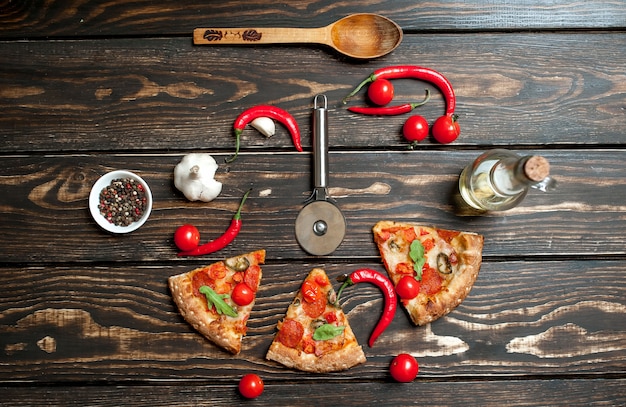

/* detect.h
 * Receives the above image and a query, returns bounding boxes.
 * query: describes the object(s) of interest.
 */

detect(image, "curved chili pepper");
[227,105,302,163]
[177,189,251,256]
[343,65,456,116]
[347,90,431,116]
[336,268,397,347]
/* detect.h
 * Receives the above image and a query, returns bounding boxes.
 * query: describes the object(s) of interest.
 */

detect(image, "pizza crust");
[169,273,242,353]
[373,221,484,326]
[168,250,265,355]
[266,268,366,373]
[266,332,366,373]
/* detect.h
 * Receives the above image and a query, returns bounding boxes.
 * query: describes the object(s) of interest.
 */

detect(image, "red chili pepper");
[178,189,251,256]
[347,90,431,116]
[336,268,397,347]
[343,65,456,116]
[227,105,302,163]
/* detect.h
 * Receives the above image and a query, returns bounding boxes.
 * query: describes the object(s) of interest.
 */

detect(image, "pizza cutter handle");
[313,94,329,192]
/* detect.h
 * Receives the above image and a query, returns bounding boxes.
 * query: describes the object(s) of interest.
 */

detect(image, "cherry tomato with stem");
[173,224,200,252]
[232,282,254,306]
[390,353,419,382]
[432,114,460,144]
[402,115,429,148]
[239,373,264,399]
[367,78,394,106]
[395,275,420,300]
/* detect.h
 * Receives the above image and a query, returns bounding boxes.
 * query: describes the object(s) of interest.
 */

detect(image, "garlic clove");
[250,117,275,138]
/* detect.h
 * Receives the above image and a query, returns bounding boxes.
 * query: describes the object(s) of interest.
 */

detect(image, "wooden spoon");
[193,13,403,59]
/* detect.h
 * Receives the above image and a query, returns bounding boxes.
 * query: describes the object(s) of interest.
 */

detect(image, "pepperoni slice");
[419,264,442,295]
[302,296,326,318]
[191,269,214,298]
[277,319,304,348]
[244,265,261,292]
[208,263,228,280]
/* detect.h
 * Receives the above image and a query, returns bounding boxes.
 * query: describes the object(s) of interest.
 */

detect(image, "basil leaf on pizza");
[199,285,238,317]
[409,240,425,280]
[168,250,265,355]
[373,221,483,326]
[313,323,345,341]
[266,268,366,373]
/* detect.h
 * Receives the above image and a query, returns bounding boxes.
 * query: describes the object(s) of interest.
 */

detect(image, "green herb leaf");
[313,324,345,341]
[199,285,238,317]
[409,240,426,280]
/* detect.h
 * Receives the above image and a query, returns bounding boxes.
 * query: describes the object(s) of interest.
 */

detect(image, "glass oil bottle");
[458,149,555,211]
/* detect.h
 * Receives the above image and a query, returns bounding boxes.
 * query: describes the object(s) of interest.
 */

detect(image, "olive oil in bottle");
[458,149,553,211]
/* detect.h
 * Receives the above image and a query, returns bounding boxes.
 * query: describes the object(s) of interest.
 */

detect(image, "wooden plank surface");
[1,0,625,38]
[1,33,625,152]
[1,260,624,381]
[0,0,624,406]
[0,150,625,263]
[2,380,625,407]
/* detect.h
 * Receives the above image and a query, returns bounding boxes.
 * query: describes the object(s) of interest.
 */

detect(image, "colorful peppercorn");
[98,178,147,226]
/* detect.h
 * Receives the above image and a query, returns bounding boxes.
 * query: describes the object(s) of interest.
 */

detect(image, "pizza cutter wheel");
[295,95,346,256]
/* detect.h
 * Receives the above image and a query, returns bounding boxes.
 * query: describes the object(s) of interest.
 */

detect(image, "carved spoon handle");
[193,27,328,46]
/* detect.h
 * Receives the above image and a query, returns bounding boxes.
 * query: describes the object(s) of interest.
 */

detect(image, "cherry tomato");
[402,115,429,146]
[389,353,419,382]
[173,224,200,251]
[432,114,460,144]
[232,282,254,306]
[396,275,420,300]
[367,78,394,106]
[301,280,321,303]
[238,373,264,399]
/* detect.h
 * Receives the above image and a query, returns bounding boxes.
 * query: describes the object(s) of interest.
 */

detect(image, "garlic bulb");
[173,153,222,202]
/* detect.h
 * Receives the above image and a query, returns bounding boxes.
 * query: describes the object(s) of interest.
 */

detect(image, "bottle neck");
[492,156,548,196]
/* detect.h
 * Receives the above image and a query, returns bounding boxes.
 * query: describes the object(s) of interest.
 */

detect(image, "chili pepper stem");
[234,188,252,219]
[409,89,430,109]
[342,74,376,104]
[334,276,353,305]
[226,131,243,163]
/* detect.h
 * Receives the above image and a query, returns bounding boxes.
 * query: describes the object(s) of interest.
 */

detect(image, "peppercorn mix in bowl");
[89,170,153,233]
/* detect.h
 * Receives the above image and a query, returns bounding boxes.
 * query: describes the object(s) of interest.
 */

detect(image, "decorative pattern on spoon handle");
[202,29,262,42]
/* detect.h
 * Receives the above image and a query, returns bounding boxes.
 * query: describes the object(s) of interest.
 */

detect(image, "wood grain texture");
[1,380,625,406]
[1,33,625,151]
[0,0,625,38]
[0,150,625,263]
[0,1,624,405]
[1,260,624,382]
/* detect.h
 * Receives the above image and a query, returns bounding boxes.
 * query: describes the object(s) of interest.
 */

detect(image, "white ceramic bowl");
[89,170,153,233]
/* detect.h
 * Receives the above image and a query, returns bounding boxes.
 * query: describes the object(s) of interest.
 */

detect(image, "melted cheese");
[381,226,457,286]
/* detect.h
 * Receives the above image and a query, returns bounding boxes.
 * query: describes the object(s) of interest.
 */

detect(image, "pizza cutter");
[295,94,346,256]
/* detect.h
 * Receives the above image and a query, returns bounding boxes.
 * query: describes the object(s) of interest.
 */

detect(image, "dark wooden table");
[1,1,625,406]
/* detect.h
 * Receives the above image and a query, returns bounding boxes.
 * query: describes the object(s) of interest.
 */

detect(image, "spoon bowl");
[193,13,403,59]
[328,14,403,59]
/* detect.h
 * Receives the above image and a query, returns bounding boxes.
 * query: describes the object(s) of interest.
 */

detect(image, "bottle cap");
[524,156,550,181]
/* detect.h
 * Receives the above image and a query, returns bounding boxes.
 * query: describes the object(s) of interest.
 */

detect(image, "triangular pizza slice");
[373,221,483,326]
[168,249,265,354]
[266,268,366,372]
